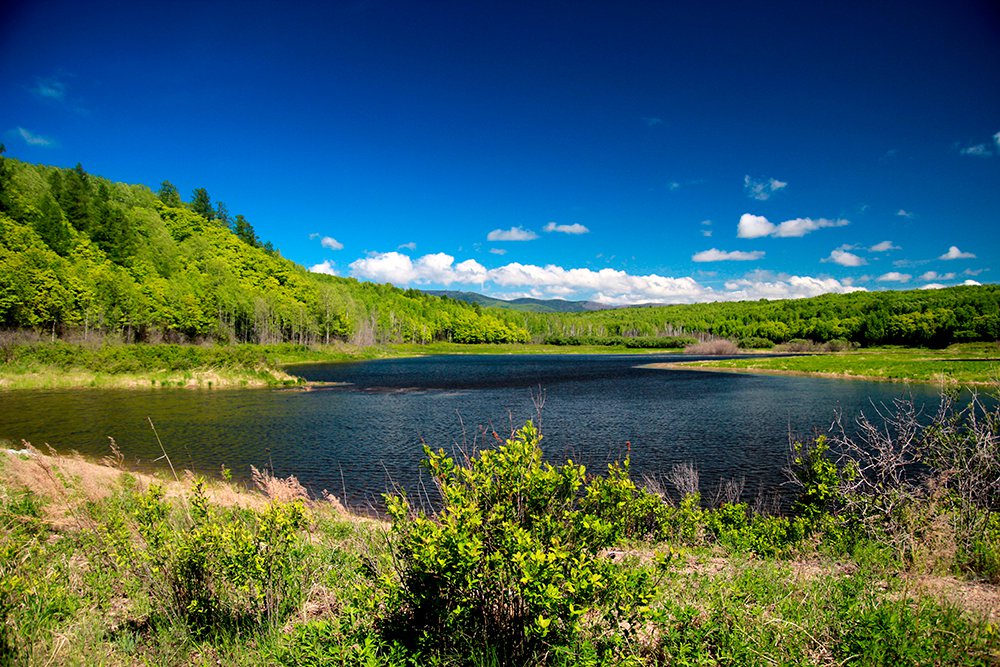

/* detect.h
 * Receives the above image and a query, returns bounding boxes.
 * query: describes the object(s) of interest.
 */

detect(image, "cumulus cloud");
[349,252,487,286]
[309,260,338,276]
[869,240,900,252]
[963,279,982,286]
[940,246,976,260]
[348,251,863,304]
[487,226,538,241]
[15,127,56,147]
[737,213,849,239]
[877,272,912,283]
[543,221,589,235]
[920,283,946,290]
[720,276,864,302]
[743,175,788,201]
[825,249,867,267]
[320,236,343,250]
[691,248,764,262]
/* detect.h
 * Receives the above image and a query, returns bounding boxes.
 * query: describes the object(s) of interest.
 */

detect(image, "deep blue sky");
[2,1,998,304]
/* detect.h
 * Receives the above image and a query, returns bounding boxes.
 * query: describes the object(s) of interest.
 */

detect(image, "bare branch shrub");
[711,475,745,507]
[826,392,1000,571]
[665,462,700,498]
[683,339,740,355]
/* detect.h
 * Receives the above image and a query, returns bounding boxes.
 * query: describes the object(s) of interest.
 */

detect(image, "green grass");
[684,343,1000,386]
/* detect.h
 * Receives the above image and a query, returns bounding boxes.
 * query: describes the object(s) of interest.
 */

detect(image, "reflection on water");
[0,354,944,511]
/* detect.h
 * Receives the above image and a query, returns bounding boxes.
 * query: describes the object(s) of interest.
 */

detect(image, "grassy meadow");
[661,342,1000,386]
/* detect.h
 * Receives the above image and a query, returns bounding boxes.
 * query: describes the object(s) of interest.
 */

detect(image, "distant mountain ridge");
[425,290,610,313]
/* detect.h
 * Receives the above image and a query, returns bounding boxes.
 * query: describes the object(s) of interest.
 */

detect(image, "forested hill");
[0,152,529,344]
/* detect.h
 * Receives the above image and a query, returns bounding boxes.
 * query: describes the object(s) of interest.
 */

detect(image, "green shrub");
[94,480,309,636]
[382,422,657,664]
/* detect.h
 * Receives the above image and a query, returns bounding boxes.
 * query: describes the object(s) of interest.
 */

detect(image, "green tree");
[34,194,73,256]
[189,188,214,221]
[0,143,9,213]
[157,180,182,207]
[60,164,93,233]
[233,214,257,246]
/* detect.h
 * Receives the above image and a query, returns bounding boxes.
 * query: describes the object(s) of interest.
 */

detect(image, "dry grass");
[1,444,274,527]
[683,339,741,355]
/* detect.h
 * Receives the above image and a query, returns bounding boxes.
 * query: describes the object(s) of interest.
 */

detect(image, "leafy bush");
[737,336,775,349]
[382,422,657,664]
[94,480,309,635]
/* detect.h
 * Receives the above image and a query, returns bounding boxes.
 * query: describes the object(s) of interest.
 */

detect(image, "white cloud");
[964,268,985,276]
[877,272,911,283]
[543,221,589,235]
[692,248,764,262]
[308,260,338,276]
[701,230,713,237]
[720,276,864,301]
[869,240,900,252]
[15,126,56,147]
[960,143,992,157]
[320,236,343,251]
[963,279,982,286]
[940,246,976,260]
[895,209,914,219]
[920,283,946,290]
[743,175,787,201]
[825,249,867,267]
[919,271,955,281]
[308,233,320,240]
[489,248,507,255]
[668,181,682,191]
[487,226,538,241]
[349,251,863,304]
[349,252,487,286]
[397,241,417,251]
[737,213,849,239]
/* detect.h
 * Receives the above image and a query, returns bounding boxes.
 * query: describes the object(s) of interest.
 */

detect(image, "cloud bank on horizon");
[319,249,865,305]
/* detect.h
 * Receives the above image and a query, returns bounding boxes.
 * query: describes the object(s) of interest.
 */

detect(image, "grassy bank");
[0,340,685,390]
[653,342,1000,386]
[3,397,999,665]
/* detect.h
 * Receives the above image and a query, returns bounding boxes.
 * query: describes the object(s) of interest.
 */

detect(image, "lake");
[0,354,945,511]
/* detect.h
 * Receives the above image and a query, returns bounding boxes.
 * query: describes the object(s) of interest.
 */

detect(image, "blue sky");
[2,0,998,304]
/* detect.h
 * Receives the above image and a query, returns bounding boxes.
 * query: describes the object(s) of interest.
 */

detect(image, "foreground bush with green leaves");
[2,400,999,665]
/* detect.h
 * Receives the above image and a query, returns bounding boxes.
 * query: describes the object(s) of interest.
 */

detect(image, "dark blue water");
[0,354,944,511]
